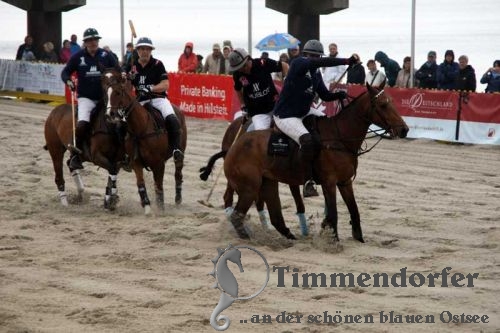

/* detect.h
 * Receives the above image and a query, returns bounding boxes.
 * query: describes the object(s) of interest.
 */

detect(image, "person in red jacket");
[177,42,198,73]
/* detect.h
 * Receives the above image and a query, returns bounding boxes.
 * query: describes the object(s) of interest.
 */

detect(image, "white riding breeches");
[273,115,309,145]
[77,97,98,122]
[140,97,175,119]
[247,112,273,132]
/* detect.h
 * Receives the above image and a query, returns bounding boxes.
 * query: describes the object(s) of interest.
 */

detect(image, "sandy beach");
[0,98,499,333]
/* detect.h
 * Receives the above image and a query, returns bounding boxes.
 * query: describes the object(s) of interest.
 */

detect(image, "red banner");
[461,92,500,123]
[168,73,235,121]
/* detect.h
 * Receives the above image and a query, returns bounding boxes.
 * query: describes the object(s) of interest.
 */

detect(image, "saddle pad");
[267,132,290,156]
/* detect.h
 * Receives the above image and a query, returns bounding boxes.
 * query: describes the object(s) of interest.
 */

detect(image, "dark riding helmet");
[228,48,250,72]
[82,28,101,41]
[302,39,324,56]
[135,37,155,50]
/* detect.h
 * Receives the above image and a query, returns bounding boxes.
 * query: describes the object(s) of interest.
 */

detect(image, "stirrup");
[303,180,319,198]
[173,149,184,162]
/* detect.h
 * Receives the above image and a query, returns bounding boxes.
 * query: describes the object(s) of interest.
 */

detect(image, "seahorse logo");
[209,244,269,331]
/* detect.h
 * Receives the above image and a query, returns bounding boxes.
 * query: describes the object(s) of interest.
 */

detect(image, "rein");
[321,89,390,156]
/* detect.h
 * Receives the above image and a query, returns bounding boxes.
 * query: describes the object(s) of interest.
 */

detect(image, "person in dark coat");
[437,50,460,90]
[346,53,366,84]
[416,51,438,89]
[480,60,500,93]
[374,51,400,87]
[455,55,476,92]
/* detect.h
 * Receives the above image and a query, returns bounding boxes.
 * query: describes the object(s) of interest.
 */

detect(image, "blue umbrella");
[255,32,300,51]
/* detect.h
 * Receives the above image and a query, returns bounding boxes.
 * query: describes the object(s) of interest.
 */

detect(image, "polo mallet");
[128,20,137,44]
[198,120,246,208]
[68,85,81,154]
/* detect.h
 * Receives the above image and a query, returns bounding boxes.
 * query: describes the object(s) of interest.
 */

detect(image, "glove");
[138,85,153,95]
[333,91,347,100]
[348,54,359,66]
[240,105,249,122]
[66,80,75,91]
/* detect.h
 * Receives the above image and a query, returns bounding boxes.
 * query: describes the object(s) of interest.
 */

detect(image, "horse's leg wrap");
[229,211,250,239]
[165,114,183,163]
[104,174,119,210]
[138,185,151,208]
[296,212,309,236]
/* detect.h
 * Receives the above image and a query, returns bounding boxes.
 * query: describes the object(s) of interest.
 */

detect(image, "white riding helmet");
[135,37,155,50]
[228,48,250,72]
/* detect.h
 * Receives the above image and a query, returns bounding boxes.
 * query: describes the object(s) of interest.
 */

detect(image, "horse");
[44,77,128,209]
[199,116,309,236]
[224,82,409,243]
[102,70,187,214]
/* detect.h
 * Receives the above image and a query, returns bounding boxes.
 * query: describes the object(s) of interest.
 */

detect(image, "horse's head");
[101,70,132,123]
[365,81,409,138]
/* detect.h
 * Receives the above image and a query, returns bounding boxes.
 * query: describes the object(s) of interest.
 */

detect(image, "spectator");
[273,53,290,81]
[123,42,134,67]
[416,51,438,89]
[260,51,269,60]
[395,56,417,88]
[69,34,81,55]
[59,39,72,63]
[455,55,476,92]
[16,35,37,61]
[222,40,233,52]
[287,45,300,63]
[103,45,119,64]
[480,60,500,93]
[346,53,365,84]
[374,51,400,87]
[366,59,387,87]
[195,54,204,73]
[203,43,225,75]
[222,45,231,75]
[39,41,59,63]
[322,43,347,87]
[437,50,459,90]
[177,42,198,73]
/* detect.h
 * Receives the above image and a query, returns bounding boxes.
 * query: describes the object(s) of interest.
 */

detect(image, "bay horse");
[224,82,409,243]
[102,70,187,214]
[44,80,127,209]
[199,116,309,236]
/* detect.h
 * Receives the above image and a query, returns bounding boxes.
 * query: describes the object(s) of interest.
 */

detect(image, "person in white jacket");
[366,59,387,87]
[322,43,347,90]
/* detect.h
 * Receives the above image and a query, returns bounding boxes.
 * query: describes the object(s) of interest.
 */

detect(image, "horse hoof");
[286,232,297,240]
[144,205,151,215]
[175,195,182,205]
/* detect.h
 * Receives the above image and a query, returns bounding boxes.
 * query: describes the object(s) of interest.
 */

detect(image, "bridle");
[104,81,135,122]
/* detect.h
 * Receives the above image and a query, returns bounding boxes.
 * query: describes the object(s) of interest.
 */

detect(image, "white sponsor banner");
[458,121,500,145]
[402,116,457,142]
[0,59,65,96]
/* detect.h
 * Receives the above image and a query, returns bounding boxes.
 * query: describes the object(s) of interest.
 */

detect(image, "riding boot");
[299,133,319,198]
[164,114,184,163]
[68,121,89,170]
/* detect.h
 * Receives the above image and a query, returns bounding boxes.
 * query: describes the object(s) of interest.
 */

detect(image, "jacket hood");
[374,51,388,65]
[445,50,454,61]
[185,42,194,50]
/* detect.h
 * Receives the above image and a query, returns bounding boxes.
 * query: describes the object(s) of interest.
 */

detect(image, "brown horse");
[199,116,309,235]
[224,82,409,242]
[44,82,127,209]
[102,70,187,214]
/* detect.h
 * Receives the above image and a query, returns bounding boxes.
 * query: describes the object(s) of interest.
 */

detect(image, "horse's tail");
[199,150,227,181]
